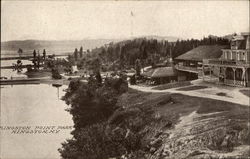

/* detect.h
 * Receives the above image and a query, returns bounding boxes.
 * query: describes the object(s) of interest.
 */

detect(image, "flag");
[131,11,134,16]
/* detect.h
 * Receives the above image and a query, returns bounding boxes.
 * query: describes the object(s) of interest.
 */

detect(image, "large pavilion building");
[174,32,250,87]
[175,45,228,81]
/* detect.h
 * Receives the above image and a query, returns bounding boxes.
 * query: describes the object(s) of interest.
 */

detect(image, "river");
[0,83,74,159]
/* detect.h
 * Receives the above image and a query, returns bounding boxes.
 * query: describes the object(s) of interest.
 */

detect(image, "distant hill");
[1,39,123,55]
[139,35,180,42]
[1,36,181,55]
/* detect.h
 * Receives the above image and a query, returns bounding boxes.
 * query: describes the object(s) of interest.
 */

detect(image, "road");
[129,80,250,106]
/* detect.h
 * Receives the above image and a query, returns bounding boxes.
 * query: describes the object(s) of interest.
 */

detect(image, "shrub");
[59,123,126,159]
[51,68,62,79]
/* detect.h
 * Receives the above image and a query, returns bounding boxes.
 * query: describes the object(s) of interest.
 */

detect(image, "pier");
[0,54,69,61]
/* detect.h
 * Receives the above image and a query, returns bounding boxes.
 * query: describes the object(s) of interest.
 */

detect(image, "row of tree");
[87,36,229,70]
[73,46,86,61]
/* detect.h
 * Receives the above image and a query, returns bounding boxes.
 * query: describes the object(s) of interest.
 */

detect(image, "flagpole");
[130,11,134,38]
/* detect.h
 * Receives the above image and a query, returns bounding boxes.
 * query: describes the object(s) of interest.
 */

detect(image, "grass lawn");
[122,88,249,120]
[176,85,208,91]
[114,89,250,158]
[153,81,192,90]
[240,89,250,97]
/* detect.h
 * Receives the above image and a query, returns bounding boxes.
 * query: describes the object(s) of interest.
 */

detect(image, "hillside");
[59,82,250,159]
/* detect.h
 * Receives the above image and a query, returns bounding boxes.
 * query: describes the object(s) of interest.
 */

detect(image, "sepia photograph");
[0,0,249,159]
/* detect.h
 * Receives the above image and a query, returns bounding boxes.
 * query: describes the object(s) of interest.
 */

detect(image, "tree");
[129,75,136,85]
[52,68,62,79]
[33,50,37,58]
[74,48,78,61]
[17,48,23,57]
[14,60,23,72]
[88,58,101,74]
[43,49,46,60]
[95,72,102,84]
[62,77,128,130]
[37,53,41,69]
[135,59,141,76]
[79,46,83,58]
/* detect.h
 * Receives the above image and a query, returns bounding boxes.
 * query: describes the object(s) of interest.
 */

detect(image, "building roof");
[175,45,228,61]
[151,67,176,78]
[141,68,155,77]
[232,35,245,41]
[241,32,250,36]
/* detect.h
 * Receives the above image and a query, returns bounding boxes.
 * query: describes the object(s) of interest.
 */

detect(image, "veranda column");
[246,68,249,87]
[242,67,246,86]
[232,68,236,85]
[202,65,205,81]
[210,66,212,77]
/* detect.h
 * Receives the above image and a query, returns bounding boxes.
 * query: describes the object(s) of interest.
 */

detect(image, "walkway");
[129,80,250,106]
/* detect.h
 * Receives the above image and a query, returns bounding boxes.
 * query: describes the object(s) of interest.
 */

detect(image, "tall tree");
[33,50,37,58]
[135,59,141,76]
[17,48,23,57]
[37,53,41,69]
[74,48,78,61]
[43,49,46,60]
[79,46,83,58]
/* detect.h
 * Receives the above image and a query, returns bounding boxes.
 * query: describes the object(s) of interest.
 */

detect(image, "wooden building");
[141,66,177,85]
[175,45,228,81]
[203,32,250,87]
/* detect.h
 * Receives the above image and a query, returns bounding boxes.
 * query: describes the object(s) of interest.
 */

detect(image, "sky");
[1,0,249,41]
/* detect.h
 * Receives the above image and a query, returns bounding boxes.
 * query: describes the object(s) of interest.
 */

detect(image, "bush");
[153,81,191,90]
[59,123,126,159]
[61,77,128,130]
[130,75,136,85]
[52,68,62,79]
[60,77,163,159]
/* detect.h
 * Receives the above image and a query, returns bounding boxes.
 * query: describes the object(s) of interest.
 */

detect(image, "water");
[1,59,33,67]
[1,60,31,79]
[0,84,74,159]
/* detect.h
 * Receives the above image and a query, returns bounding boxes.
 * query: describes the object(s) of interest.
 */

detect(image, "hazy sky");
[1,1,249,41]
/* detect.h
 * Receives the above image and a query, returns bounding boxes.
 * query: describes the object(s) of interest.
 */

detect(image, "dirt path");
[152,110,249,159]
[129,83,250,106]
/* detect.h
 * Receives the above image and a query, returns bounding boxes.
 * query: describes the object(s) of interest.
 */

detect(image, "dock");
[0,54,70,61]
[0,78,41,85]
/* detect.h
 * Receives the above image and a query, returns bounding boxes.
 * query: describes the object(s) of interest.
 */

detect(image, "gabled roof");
[232,35,245,41]
[151,67,176,78]
[141,69,155,77]
[141,66,176,78]
[175,45,228,61]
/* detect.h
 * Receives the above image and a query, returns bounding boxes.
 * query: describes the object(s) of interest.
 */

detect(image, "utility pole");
[130,11,134,37]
